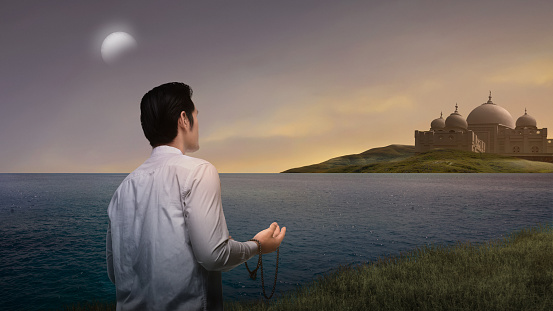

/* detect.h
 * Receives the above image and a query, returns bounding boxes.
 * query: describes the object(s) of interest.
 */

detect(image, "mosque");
[414,92,553,161]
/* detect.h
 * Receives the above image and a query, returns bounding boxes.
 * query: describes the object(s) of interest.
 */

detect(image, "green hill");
[282,145,415,173]
[282,145,553,173]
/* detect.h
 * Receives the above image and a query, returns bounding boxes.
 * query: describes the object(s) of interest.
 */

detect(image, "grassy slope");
[283,145,553,173]
[282,145,416,173]
[225,224,553,311]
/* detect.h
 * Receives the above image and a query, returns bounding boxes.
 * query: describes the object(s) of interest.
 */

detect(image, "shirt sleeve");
[183,163,258,272]
[106,220,115,284]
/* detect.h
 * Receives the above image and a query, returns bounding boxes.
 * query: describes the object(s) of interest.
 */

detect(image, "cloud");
[486,59,553,86]
[194,97,419,173]
[203,85,418,142]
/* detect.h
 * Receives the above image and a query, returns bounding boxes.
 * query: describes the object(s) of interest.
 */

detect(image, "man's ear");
[179,111,188,129]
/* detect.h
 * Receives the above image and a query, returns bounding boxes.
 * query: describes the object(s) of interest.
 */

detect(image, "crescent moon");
[101,32,137,64]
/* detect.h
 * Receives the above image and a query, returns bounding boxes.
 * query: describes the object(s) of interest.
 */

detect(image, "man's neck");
[165,140,185,154]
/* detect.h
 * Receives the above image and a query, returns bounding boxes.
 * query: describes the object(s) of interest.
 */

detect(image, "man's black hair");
[140,82,195,147]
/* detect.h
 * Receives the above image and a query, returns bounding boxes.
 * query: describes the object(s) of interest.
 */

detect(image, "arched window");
[531,146,539,153]
[513,146,520,153]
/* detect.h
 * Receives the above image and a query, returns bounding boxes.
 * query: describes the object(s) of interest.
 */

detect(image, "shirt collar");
[151,145,183,157]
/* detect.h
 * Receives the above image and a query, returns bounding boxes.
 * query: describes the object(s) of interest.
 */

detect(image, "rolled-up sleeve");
[183,163,257,272]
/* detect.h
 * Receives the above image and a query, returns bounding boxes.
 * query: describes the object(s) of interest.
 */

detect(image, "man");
[106,82,286,310]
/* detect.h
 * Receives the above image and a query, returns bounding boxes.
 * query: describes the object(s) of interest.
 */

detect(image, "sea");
[0,173,551,310]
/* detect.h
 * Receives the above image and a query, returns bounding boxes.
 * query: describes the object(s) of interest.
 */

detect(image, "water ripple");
[0,173,551,310]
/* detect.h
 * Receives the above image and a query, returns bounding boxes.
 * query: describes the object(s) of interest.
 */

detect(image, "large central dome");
[466,93,515,129]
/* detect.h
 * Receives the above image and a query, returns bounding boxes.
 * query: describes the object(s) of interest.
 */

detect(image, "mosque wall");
[414,130,485,153]
[498,127,550,155]
[547,139,553,153]
[467,124,495,153]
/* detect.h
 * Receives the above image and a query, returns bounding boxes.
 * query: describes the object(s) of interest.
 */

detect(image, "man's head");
[140,82,197,150]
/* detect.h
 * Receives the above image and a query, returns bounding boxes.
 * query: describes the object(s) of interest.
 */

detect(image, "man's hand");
[252,222,286,254]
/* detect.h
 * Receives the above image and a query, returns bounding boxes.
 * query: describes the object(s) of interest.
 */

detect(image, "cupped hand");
[252,222,287,254]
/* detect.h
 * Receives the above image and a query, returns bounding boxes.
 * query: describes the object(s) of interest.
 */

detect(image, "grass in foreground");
[65,224,553,310]
[225,224,553,310]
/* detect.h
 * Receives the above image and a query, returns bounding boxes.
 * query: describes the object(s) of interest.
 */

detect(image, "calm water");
[0,173,551,310]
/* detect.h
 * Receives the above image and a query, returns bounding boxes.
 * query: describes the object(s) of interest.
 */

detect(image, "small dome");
[466,92,515,128]
[430,112,446,130]
[516,109,537,129]
[445,104,468,129]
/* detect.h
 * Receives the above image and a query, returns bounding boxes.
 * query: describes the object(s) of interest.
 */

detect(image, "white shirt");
[106,146,257,311]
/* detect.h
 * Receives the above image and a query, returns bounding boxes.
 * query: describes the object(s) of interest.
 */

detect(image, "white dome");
[466,94,515,128]
[516,110,537,129]
[430,113,445,130]
[445,111,468,129]
[444,104,467,129]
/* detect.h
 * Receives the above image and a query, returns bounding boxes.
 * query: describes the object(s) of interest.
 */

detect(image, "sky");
[1,0,553,173]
